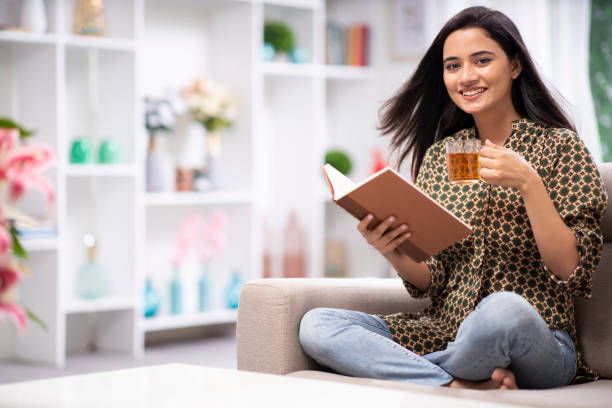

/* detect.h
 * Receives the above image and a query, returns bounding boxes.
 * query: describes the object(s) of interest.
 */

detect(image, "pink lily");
[0,262,20,293]
[5,143,55,202]
[0,301,26,333]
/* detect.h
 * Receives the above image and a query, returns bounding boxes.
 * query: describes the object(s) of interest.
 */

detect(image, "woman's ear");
[511,56,522,79]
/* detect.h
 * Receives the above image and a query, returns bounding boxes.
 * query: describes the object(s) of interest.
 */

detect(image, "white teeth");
[463,88,485,96]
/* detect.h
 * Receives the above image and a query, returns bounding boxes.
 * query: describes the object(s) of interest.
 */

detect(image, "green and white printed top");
[379,118,608,384]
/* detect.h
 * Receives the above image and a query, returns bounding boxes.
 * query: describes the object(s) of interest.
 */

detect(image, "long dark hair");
[378,6,575,179]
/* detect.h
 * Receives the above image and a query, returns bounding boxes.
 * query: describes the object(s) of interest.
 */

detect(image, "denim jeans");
[299,292,577,388]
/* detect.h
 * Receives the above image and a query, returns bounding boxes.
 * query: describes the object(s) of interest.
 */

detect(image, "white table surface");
[0,364,521,408]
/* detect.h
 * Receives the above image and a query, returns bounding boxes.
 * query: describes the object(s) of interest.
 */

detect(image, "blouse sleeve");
[544,129,608,299]
[399,144,449,300]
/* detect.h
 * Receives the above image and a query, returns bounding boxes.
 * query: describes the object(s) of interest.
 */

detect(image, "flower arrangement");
[144,97,176,136]
[0,118,56,333]
[180,78,236,133]
[172,210,229,268]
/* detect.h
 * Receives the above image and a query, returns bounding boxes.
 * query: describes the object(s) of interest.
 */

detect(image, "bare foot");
[448,368,518,390]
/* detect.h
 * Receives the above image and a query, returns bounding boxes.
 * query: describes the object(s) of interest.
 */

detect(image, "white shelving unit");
[0,0,385,367]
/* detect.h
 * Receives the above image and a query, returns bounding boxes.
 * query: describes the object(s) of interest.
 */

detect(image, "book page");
[323,164,356,199]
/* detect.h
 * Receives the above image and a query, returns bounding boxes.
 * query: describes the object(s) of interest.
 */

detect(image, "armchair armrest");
[236,278,430,375]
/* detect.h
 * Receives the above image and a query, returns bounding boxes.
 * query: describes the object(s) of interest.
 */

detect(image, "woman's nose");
[460,64,478,84]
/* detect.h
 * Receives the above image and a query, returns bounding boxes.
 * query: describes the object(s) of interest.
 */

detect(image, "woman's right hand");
[357,214,412,257]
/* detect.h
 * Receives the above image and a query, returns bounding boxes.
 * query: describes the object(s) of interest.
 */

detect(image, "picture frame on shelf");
[390,0,426,59]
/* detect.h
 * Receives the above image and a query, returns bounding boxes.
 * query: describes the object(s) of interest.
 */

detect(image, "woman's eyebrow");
[442,50,496,64]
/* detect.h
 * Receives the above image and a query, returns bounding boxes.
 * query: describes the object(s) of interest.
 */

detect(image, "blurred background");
[0,0,609,382]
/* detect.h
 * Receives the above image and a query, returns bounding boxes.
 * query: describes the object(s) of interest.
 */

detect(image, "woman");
[299,6,607,390]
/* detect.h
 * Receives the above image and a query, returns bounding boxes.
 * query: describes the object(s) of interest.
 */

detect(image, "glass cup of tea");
[445,139,481,184]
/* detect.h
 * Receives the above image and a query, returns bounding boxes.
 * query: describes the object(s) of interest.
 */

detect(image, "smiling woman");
[298,5,607,392]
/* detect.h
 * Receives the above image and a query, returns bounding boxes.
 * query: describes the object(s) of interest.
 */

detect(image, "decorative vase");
[206,131,223,190]
[70,138,93,164]
[74,0,106,36]
[20,0,47,33]
[224,269,243,309]
[146,135,164,192]
[198,264,212,312]
[169,269,183,315]
[74,234,110,300]
[144,277,161,318]
[176,168,194,191]
[98,138,121,163]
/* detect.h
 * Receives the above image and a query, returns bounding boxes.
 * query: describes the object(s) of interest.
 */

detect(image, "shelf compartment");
[144,190,253,206]
[65,47,136,165]
[141,309,238,332]
[63,0,136,40]
[66,177,136,303]
[66,164,137,177]
[64,296,135,314]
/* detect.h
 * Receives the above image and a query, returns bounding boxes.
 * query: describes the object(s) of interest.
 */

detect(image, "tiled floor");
[0,328,237,384]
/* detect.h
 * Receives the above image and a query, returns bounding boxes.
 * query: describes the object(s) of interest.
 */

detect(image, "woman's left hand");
[479,139,539,193]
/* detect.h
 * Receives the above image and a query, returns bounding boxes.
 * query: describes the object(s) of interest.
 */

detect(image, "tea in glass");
[445,139,481,184]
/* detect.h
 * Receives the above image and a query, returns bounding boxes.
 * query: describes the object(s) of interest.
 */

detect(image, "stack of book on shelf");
[326,21,370,67]
[14,218,58,240]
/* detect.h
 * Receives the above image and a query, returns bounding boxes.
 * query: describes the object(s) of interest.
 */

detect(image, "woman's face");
[442,27,521,116]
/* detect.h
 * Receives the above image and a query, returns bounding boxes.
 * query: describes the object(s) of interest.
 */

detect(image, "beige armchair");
[237,163,612,408]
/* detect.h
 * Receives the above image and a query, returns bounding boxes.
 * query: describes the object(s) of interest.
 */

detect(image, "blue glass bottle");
[224,269,243,309]
[170,269,183,315]
[74,234,110,300]
[198,264,211,312]
[144,277,161,318]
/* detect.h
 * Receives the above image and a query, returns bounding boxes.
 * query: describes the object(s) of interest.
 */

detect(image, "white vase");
[21,0,47,34]
[207,131,223,189]
[172,116,206,169]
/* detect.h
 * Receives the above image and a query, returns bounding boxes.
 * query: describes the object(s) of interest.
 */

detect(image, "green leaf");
[26,307,47,332]
[9,225,27,260]
[0,118,35,139]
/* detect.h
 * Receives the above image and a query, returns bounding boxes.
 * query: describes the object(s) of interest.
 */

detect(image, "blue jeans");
[299,292,577,388]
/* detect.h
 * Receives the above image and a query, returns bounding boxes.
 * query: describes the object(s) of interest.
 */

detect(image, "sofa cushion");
[575,242,612,378]
[288,370,612,408]
[597,163,612,243]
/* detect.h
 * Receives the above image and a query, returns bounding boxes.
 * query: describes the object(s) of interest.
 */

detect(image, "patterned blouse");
[379,118,608,384]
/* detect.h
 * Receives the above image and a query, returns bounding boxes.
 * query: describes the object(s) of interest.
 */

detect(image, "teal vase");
[170,269,183,315]
[74,234,110,300]
[224,270,243,309]
[198,264,211,312]
[144,277,161,318]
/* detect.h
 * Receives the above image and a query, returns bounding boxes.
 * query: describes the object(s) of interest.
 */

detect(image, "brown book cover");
[322,164,474,262]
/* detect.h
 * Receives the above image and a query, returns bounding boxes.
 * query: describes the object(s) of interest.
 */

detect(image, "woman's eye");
[476,58,491,65]
[445,63,459,71]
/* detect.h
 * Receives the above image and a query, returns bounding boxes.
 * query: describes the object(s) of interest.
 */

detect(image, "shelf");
[324,65,374,80]
[64,296,135,314]
[0,30,57,45]
[144,190,254,206]
[263,0,318,9]
[141,309,238,332]
[63,35,136,51]
[66,164,137,178]
[261,61,315,77]
[20,237,59,252]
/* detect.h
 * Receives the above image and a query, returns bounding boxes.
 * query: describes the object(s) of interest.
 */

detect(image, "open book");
[322,163,474,263]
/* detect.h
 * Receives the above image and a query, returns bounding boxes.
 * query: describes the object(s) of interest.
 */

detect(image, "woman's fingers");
[358,214,411,255]
[380,229,413,255]
[357,214,374,234]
